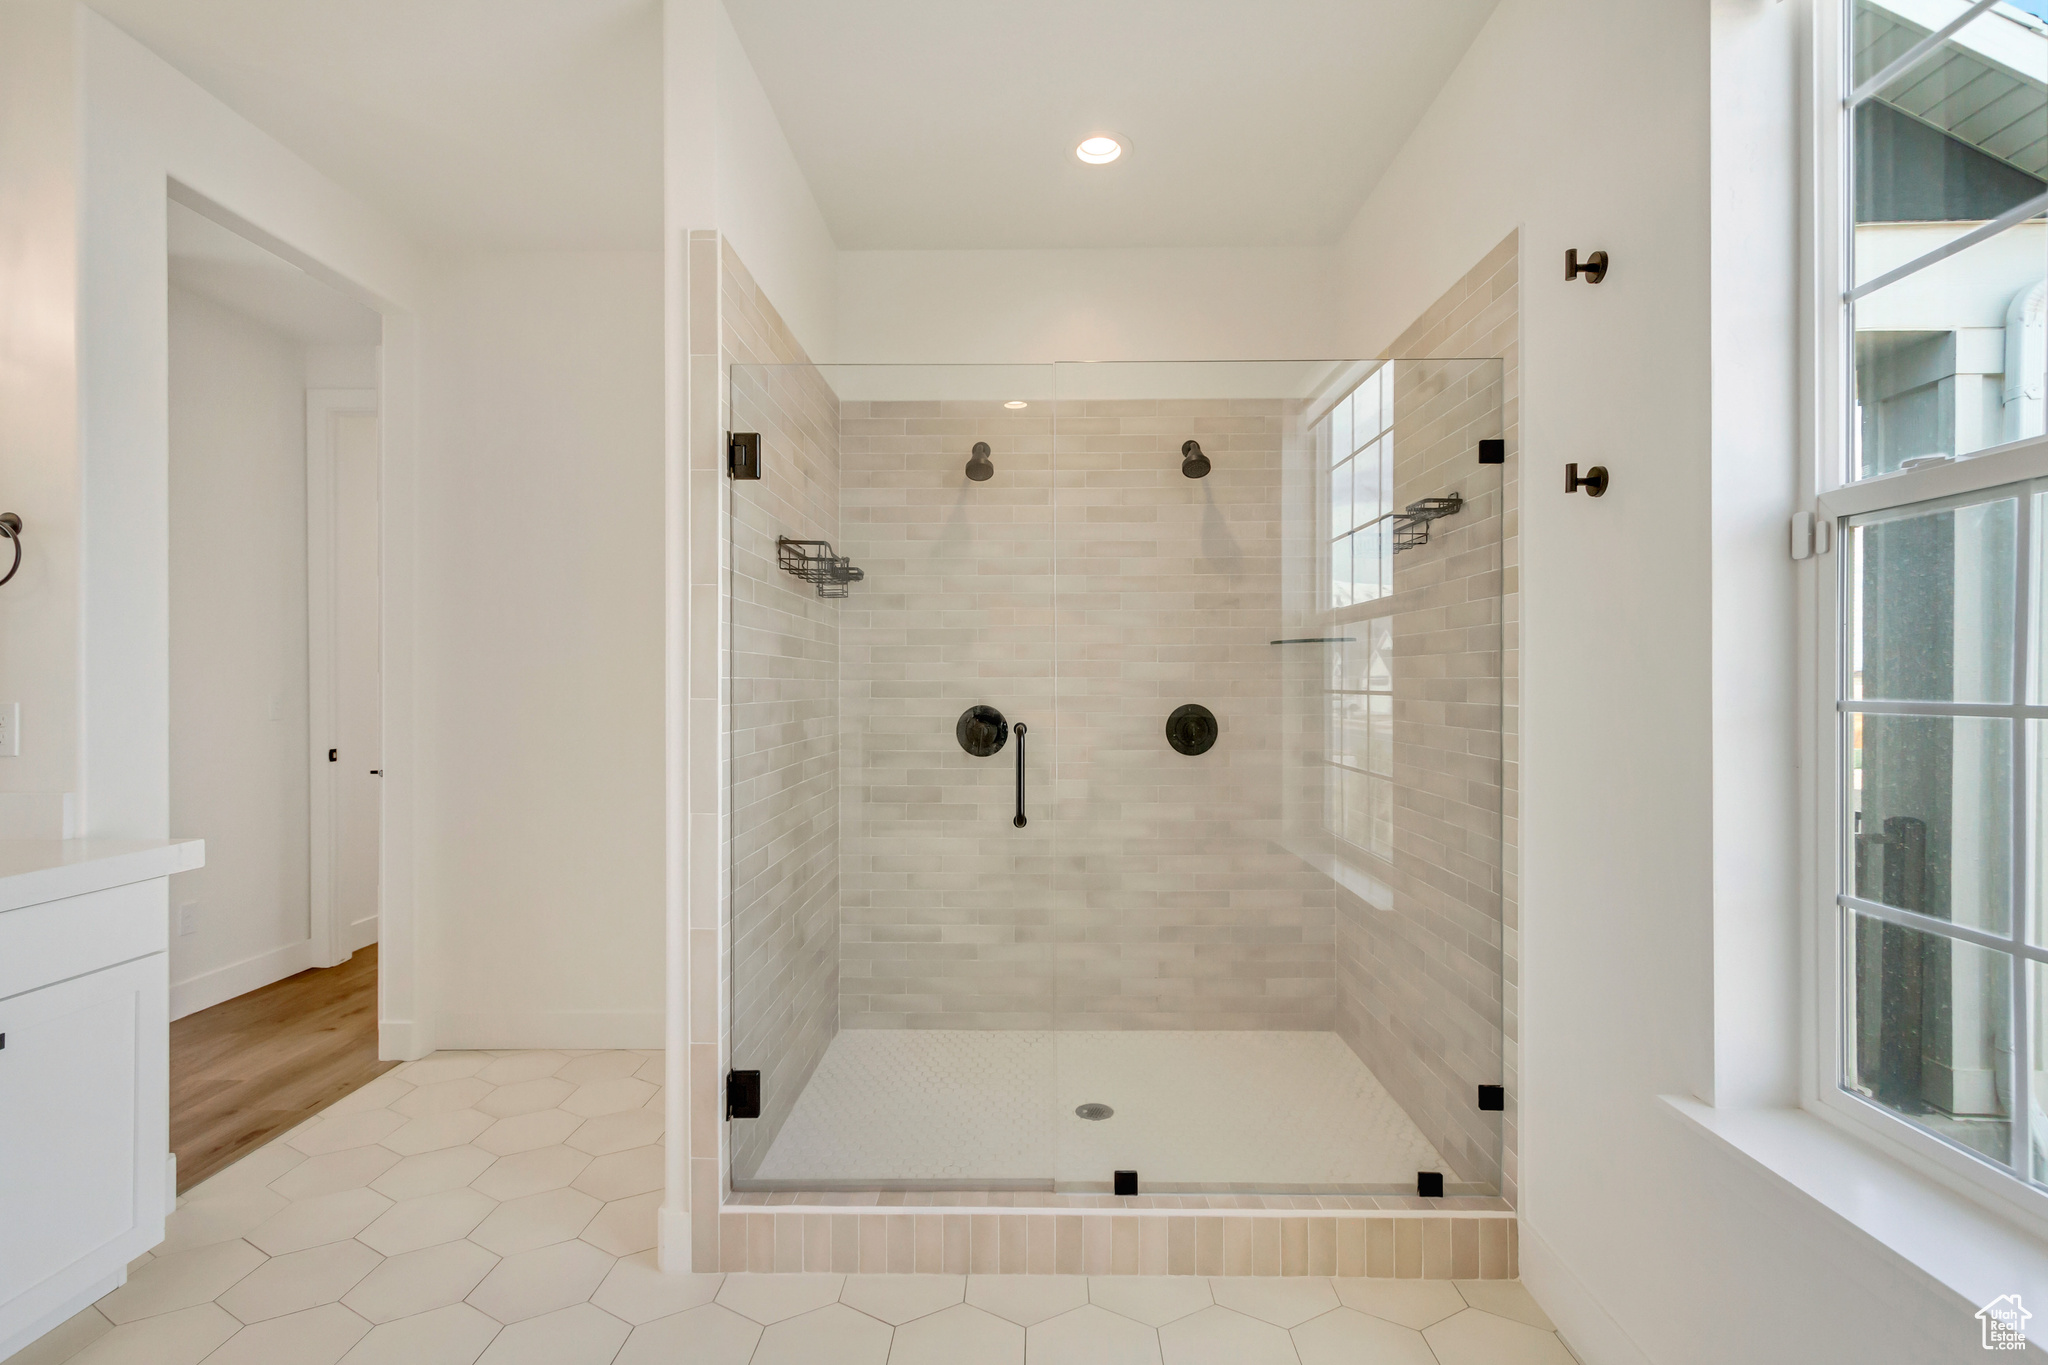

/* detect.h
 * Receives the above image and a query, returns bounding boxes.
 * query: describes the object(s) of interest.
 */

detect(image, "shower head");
[1181,440,1211,479]
[966,441,994,481]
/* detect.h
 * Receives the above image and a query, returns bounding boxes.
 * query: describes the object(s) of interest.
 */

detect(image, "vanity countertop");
[0,838,205,915]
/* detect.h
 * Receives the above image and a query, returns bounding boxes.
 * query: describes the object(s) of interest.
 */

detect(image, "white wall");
[835,246,1340,363]
[0,1,437,1046]
[418,251,666,1048]
[166,286,313,1018]
[0,1,81,835]
[1329,0,1978,1361]
[715,2,836,364]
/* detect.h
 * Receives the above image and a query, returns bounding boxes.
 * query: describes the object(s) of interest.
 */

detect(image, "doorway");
[165,196,392,1191]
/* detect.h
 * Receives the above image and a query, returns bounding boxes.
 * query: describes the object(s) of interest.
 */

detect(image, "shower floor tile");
[747,1031,1449,1191]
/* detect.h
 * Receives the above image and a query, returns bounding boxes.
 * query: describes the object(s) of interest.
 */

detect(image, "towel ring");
[0,515,20,587]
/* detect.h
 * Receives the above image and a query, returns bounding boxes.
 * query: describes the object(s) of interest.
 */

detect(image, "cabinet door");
[0,956,159,1309]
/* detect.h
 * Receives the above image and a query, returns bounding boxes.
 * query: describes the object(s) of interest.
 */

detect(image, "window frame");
[1808,0,2048,1233]
[1313,365,1400,866]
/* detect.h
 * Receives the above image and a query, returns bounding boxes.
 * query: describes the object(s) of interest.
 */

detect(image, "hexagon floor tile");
[25,1049,1578,1365]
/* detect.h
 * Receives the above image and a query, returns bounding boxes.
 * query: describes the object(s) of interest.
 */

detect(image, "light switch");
[0,702,18,757]
[176,901,200,936]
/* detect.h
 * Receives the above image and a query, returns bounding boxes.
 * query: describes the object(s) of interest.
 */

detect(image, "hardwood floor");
[169,943,397,1193]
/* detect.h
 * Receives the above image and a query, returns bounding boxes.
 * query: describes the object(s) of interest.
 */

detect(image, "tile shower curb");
[714,1205,1519,1278]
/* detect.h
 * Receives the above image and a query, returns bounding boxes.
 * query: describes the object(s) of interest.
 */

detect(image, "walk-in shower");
[725,359,1506,1196]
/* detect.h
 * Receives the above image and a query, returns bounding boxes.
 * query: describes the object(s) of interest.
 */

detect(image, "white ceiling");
[94,0,1496,254]
[90,0,664,250]
[168,199,384,343]
[722,0,1502,249]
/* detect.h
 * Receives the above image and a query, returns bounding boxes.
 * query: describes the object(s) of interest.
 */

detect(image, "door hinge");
[1791,511,1832,561]
[729,432,762,480]
[727,1069,761,1119]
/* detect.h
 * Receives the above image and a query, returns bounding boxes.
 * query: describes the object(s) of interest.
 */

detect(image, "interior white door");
[308,391,382,964]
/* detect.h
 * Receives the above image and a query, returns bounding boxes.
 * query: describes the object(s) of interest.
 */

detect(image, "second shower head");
[1181,440,1212,478]
[966,441,994,481]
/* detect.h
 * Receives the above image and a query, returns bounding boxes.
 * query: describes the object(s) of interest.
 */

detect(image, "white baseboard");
[169,939,316,1020]
[432,1011,665,1051]
[380,1017,433,1062]
[1519,1219,1654,1365]
[345,915,378,953]
[658,1206,693,1272]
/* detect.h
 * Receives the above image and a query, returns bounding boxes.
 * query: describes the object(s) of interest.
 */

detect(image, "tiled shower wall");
[722,245,843,1181]
[1335,233,1521,1199]
[1048,401,1335,1028]
[836,400,1061,1027]
[835,398,1335,1029]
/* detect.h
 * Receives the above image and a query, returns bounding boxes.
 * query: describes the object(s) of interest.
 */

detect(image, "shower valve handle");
[1013,723,1028,828]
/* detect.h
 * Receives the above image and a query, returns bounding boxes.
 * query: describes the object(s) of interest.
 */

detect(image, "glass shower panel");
[725,362,1059,1189]
[1049,360,1507,1196]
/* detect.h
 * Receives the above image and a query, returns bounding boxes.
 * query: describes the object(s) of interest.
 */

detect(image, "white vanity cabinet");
[0,840,204,1360]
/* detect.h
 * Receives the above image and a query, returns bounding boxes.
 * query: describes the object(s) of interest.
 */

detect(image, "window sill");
[1661,1095,2048,1337]
[1280,835,1391,909]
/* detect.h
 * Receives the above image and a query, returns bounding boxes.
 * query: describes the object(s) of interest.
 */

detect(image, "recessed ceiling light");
[1075,135,1124,165]
[1005,400,1029,409]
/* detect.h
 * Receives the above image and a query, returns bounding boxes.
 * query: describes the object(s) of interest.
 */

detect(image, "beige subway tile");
[943,1215,970,1274]
[1083,1217,1112,1276]
[1109,1218,1140,1275]
[1196,1218,1225,1276]
[971,1215,999,1274]
[1140,1218,1169,1275]
[1167,1218,1197,1276]
[1280,1219,1308,1276]
[1224,1219,1254,1276]
[858,1214,886,1273]
[721,1212,747,1272]
[1335,1219,1366,1277]
[1027,1216,1057,1274]
[914,1214,944,1273]
[1394,1220,1423,1279]
[1306,1219,1335,1277]
[999,1215,1026,1274]
[774,1214,803,1272]
[1252,1218,1281,1276]
[1367,1219,1396,1278]
[1421,1219,1453,1279]
[1451,1219,1479,1280]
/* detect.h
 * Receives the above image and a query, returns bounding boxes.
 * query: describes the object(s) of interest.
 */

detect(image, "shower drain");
[1075,1103,1114,1121]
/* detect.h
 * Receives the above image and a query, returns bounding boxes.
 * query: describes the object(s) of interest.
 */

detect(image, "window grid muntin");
[1325,366,1395,611]
[1317,365,1397,860]
[1325,621,1394,862]
[1833,478,2038,1181]
[1841,0,2048,486]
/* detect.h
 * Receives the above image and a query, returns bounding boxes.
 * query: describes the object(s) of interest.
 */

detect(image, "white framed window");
[1813,0,2048,1223]
[1316,366,1397,861]
[1323,365,1394,611]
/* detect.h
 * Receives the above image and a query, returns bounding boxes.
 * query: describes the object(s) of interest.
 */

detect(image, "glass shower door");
[726,362,1060,1188]
[1048,359,1507,1197]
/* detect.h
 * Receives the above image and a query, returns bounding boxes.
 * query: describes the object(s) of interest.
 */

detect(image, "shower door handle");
[1013,723,1028,828]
